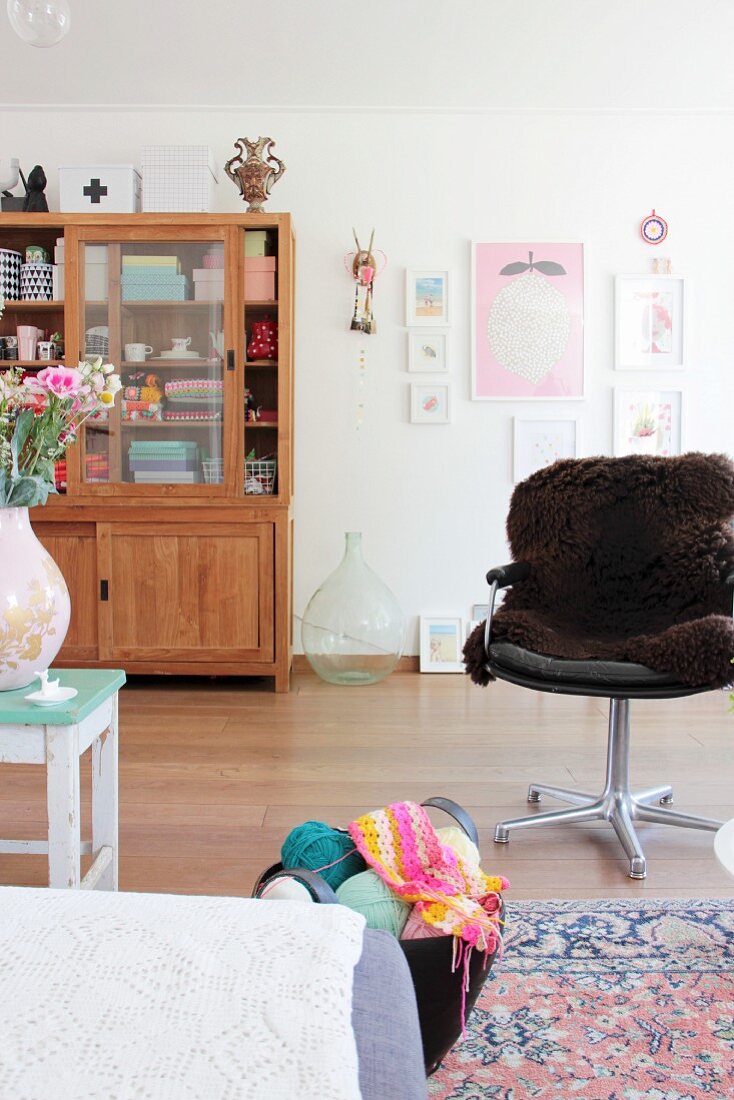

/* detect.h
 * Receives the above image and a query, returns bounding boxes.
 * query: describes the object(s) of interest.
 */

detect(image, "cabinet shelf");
[1,300,64,311]
[245,301,278,308]
[121,420,223,429]
[121,359,218,369]
[246,359,277,368]
[120,300,224,311]
[246,421,278,429]
[13,359,64,368]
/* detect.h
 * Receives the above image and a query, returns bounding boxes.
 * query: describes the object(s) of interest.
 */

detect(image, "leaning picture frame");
[615,274,685,370]
[406,269,451,326]
[419,617,465,673]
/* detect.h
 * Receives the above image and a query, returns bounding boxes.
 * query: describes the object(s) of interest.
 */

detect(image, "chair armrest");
[485,562,532,588]
[483,562,531,658]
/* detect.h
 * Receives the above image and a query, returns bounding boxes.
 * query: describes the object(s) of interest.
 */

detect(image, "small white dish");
[158,349,201,359]
[25,687,78,706]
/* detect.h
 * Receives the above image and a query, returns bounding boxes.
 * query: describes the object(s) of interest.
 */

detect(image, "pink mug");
[17,326,38,362]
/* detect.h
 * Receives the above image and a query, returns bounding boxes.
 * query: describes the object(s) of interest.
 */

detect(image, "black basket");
[253,796,503,1075]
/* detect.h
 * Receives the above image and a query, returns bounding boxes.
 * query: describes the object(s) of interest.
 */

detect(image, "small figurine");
[344,228,386,335]
[34,669,61,697]
[23,165,49,213]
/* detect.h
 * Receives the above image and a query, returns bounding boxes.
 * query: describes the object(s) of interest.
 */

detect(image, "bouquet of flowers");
[0,359,121,507]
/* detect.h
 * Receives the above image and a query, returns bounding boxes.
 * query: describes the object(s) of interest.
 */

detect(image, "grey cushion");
[489,640,681,687]
[352,929,427,1100]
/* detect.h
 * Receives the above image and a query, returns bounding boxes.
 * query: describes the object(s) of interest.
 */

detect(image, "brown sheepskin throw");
[465,453,734,689]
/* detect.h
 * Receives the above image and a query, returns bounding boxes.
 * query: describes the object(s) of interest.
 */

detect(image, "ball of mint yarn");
[336,869,411,937]
[280,821,365,890]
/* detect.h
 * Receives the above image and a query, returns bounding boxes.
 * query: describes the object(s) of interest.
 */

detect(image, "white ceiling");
[2,0,734,110]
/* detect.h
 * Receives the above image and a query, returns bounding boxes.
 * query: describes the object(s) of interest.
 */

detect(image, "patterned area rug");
[429,898,734,1100]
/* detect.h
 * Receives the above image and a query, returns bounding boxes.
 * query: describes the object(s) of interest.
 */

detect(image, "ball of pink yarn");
[400,904,446,941]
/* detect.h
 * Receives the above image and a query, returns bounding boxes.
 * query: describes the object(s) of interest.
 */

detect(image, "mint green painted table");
[0,670,125,890]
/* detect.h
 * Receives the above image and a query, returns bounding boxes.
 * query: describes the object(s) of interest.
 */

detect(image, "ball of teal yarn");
[280,821,365,890]
[336,870,411,937]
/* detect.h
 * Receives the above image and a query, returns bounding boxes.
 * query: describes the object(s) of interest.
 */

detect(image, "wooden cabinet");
[0,212,294,690]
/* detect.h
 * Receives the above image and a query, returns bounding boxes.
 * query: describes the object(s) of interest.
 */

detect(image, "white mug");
[171,337,192,352]
[125,343,153,362]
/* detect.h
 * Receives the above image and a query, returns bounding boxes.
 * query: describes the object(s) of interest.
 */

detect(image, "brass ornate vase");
[224,137,286,213]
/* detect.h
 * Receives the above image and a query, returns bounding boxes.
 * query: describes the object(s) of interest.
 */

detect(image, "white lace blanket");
[0,887,366,1100]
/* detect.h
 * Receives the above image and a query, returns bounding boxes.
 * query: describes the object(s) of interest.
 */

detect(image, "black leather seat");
[488,641,700,699]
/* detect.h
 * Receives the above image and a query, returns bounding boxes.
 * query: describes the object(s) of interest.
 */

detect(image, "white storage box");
[141,145,218,213]
[53,240,109,300]
[59,165,142,213]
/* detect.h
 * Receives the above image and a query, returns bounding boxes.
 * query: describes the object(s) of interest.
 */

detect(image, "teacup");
[37,341,55,360]
[171,337,192,352]
[125,343,153,362]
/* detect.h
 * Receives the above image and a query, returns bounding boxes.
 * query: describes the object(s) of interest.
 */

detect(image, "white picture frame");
[615,275,685,370]
[471,240,586,401]
[407,330,449,372]
[406,269,451,326]
[420,617,465,673]
[471,603,489,621]
[613,387,684,457]
[466,619,481,641]
[513,415,581,483]
[410,382,451,424]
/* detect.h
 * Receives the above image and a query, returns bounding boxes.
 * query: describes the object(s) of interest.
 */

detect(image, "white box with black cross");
[58,165,142,213]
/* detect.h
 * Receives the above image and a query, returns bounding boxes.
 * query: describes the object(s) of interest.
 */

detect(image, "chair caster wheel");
[527,789,541,804]
[494,825,510,844]
[628,857,646,880]
[659,794,674,805]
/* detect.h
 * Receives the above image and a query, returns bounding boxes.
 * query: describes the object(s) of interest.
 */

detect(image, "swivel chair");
[464,453,734,879]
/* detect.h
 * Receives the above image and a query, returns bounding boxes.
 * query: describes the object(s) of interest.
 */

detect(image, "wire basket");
[201,457,277,494]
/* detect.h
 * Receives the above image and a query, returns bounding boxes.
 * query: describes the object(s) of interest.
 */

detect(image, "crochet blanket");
[0,887,365,1100]
[465,453,734,689]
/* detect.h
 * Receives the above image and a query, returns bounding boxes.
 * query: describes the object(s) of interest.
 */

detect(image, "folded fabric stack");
[121,255,190,301]
[122,399,163,422]
[163,377,223,422]
[85,453,110,483]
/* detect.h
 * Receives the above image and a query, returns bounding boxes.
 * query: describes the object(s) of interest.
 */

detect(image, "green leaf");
[499,261,532,276]
[533,261,567,276]
[5,475,51,508]
[10,408,35,478]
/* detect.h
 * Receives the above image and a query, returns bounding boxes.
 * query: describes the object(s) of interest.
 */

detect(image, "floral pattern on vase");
[0,507,70,690]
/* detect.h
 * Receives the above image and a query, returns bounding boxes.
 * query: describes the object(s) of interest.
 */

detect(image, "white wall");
[2,106,731,650]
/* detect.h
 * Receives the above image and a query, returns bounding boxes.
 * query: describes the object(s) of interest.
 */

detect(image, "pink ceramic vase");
[0,508,70,690]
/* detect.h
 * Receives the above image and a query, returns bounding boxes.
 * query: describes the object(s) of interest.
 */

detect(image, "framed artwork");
[613,388,684,457]
[471,603,489,621]
[419,617,464,673]
[471,241,585,400]
[410,382,451,424]
[615,275,685,370]
[407,330,448,372]
[406,270,451,326]
[513,415,580,483]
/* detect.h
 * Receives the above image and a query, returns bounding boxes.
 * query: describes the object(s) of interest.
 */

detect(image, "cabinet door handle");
[226,349,235,371]
[100,579,109,601]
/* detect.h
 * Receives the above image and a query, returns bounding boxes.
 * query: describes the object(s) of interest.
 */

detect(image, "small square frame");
[410,382,451,424]
[420,617,465,673]
[513,414,581,483]
[406,269,451,326]
[407,330,449,373]
[613,387,684,457]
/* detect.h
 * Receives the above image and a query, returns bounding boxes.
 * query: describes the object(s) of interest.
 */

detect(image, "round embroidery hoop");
[641,209,668,245]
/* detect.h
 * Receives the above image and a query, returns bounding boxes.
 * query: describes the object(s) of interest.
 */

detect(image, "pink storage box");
[245,256,276,301]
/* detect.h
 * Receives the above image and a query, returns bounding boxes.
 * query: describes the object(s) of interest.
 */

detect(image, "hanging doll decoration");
[345,229,386,334]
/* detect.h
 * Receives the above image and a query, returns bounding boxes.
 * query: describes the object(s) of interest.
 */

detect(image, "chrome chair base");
[494,698,722,879]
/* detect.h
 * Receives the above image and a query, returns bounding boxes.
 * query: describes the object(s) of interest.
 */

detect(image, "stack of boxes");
[245,231,276,301]
[53,240,109,301]
[128,440,201,484]
[141,146,218,213]
[121,255,190,301]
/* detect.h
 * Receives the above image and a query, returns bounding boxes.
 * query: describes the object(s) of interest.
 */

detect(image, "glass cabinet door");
[79,237,226,489]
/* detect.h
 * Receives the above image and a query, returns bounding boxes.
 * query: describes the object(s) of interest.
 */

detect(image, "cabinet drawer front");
[103,523,274,661]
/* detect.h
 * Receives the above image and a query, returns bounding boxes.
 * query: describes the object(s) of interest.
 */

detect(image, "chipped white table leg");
[45,724,81,889]
[91,694,118,891]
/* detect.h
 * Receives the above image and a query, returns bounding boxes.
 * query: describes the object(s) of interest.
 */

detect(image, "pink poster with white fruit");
[472,242,584,399]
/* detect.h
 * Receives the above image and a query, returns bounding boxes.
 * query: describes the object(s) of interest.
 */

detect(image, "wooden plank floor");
[0,672,732,900]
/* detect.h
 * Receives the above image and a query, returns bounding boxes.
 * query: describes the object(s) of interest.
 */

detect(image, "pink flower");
[35,366,84,399]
